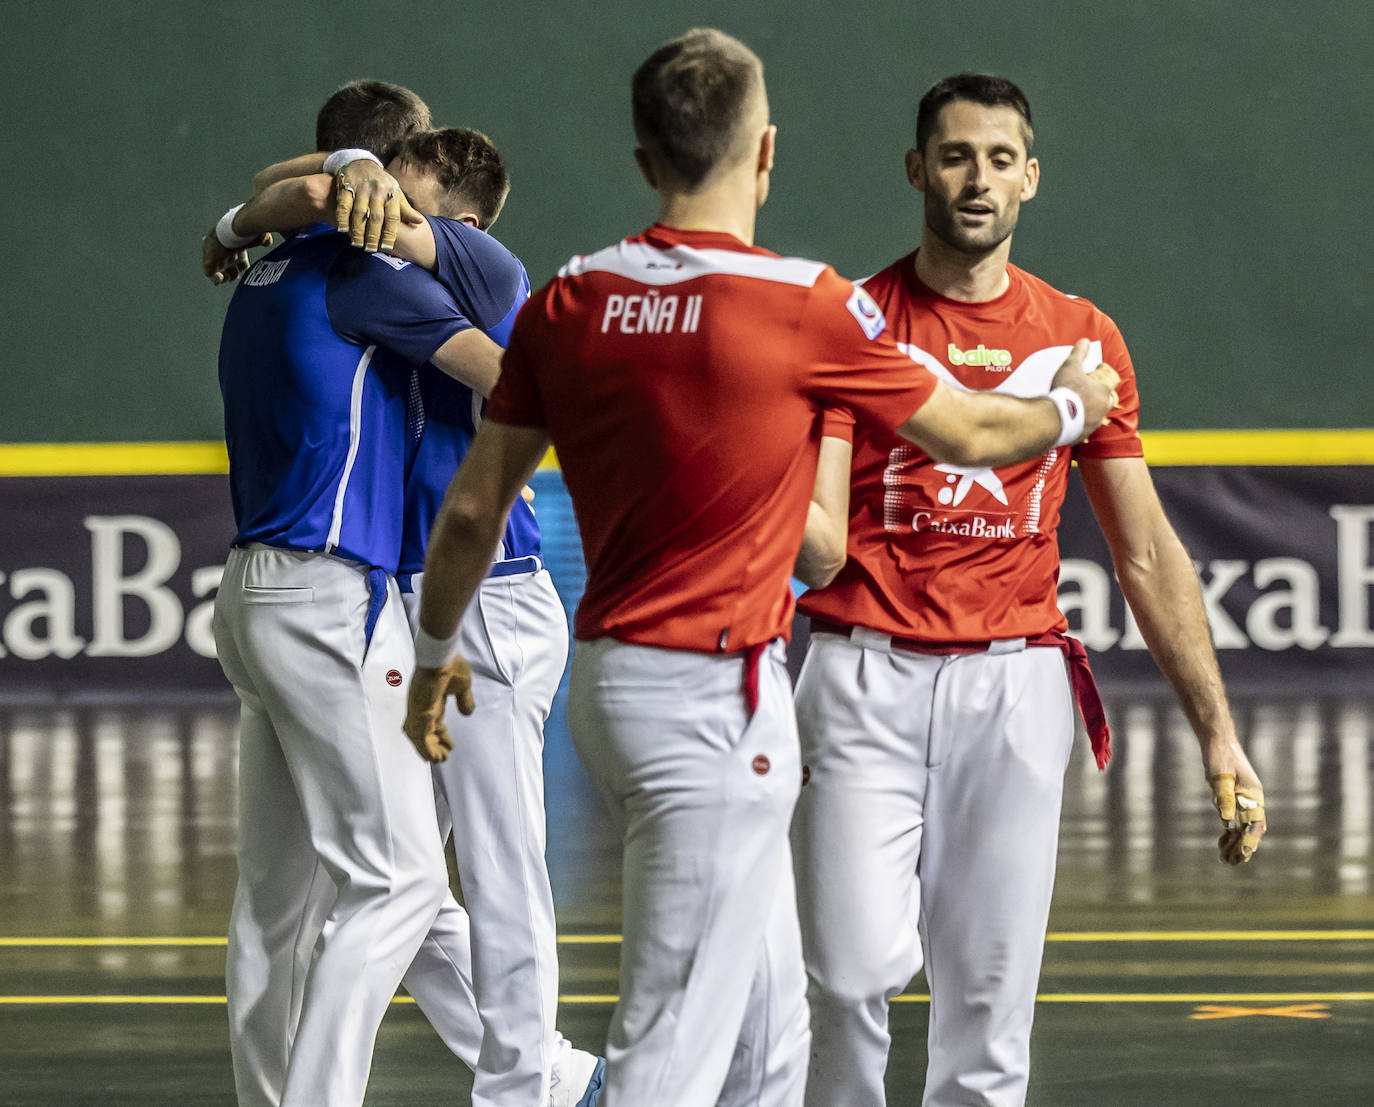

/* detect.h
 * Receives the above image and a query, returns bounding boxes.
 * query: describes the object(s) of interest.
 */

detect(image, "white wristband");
[413,625,462,669]
[214,204,258,250]
[1047,386,1087,447]
[323,148,383,175]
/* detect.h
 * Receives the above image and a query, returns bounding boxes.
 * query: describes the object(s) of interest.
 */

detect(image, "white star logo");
[932,464,1008,507]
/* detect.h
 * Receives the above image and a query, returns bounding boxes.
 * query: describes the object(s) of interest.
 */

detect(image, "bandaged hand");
[1208,772,1266,865]
[402,656,476,764]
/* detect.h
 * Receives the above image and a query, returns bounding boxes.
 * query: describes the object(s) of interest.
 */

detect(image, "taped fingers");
[425,719,455,763]
[1090,363,1121,393]
[335,174,356,237]
[440,658,476,717]
[363,188,389,252]
[1209,773,1266,864]
[1210,772,1237,821]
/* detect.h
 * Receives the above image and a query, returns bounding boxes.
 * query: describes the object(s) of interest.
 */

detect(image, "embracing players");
[792,74,1268,1106]
[208,83,600,1107]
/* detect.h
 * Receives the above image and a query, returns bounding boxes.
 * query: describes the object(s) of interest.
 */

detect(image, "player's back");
[400,217,540,579]
[218,226,409,571]
[493,223,930,653]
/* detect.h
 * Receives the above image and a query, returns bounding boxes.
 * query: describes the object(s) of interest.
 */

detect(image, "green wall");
[2,0,1370,441]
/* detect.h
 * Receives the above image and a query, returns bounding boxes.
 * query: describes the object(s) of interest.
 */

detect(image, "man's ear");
[758,124,776,173]
[905,148,926,192]
[1021,156,1040,202]
[634,147,660,190]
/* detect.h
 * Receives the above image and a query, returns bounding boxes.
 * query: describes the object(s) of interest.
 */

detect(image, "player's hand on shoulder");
[1202,739,1267,864]
[202,226,272,286]
[402,656,477,763]
[334,160,423,254]
[1051,338,1120,439]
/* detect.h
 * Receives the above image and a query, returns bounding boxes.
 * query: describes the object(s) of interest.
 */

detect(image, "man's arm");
[252,153,328,194]
[897,340,1119,468]
[402,421,551,762]
[428,328,504,397]
[794,434,852,589]
[223,159,426,264]
[1078,454,1267,864]
[234,174,336,235]
[202,156,334,286]
[333,159,435,265]
[201,225,273,285]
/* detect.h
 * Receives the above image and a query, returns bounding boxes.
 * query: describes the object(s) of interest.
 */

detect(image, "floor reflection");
[1056,694,1373,923]
[0,692,1370,942]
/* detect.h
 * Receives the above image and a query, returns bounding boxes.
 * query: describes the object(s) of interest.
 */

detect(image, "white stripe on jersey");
[326,345,376,553]
[559,241,828,288]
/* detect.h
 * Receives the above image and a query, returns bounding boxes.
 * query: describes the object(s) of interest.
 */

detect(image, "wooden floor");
[1,693,1371,1104]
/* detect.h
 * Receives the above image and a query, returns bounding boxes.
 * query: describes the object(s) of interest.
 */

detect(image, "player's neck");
[655,178,758,246]
[914,234,1012,302]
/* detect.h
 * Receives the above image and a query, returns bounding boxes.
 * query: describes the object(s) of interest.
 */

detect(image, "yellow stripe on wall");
[0,431,1371,477]
[0,442,230,476]
[1140,429,1374,466]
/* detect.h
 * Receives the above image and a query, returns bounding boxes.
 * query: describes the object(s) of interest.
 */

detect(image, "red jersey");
[800,251,1142,642]
[488,225,937,652]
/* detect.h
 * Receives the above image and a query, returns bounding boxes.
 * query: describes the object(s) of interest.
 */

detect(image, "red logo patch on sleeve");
[386,669,403,687]
[752,754,771,776]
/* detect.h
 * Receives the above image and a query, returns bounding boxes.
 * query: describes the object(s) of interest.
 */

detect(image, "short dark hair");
[916,74,1034,156]
[632,28,765,188]
[315,79,431,162]
[391,128,510,230]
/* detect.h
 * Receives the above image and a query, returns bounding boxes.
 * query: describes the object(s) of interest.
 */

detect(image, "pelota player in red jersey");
[793,74,1268,1107]
[399,37,1119,1107]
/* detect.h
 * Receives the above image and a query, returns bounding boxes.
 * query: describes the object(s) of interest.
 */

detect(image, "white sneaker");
[549,1036,605,1107]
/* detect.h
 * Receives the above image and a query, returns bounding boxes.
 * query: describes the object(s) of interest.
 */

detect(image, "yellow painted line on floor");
[1027,993,1374,1004]
[2,431,1371,476]
[0,995,229,1005]
[1044,930,1374,942]
[4,992,1372,1007]
[552,934,622,944]
[4,930,1371,948]
[892,992,1374,1004]
[0,937,229,947]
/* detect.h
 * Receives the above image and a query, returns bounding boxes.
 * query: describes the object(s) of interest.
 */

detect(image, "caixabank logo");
[882,444,1057,541]
[0,515,222,663]
[1058,502,1374,655]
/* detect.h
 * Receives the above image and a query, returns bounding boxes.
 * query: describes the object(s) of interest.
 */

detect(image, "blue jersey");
[398,216,541,579]
[219,225,470,572]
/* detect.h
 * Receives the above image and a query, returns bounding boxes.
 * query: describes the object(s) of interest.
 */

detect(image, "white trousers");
[282,568,569,1106]
[405,568,570,1107]
[568,638,810,1107]
[215,546,449,1107]
[791,633,1075,1107]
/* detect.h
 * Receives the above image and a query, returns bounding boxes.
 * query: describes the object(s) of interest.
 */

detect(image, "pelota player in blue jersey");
[389,132,585,1107]
[213,175,506,1107]
[213,100,601,1107]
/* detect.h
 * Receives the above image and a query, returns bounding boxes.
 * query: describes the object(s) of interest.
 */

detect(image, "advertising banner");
[0,467,1369,697]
